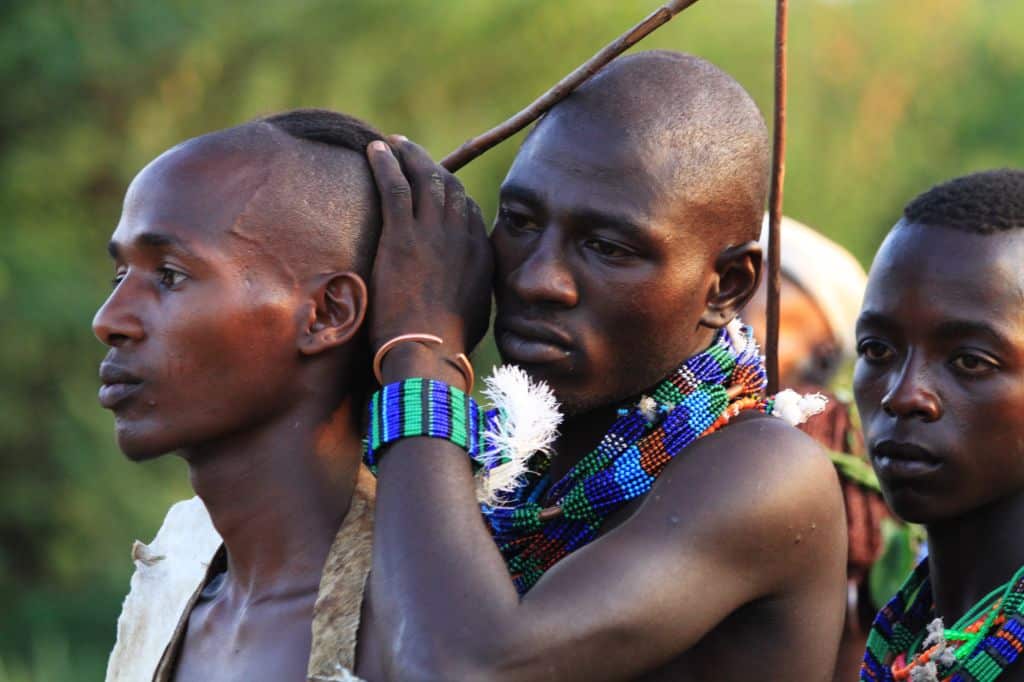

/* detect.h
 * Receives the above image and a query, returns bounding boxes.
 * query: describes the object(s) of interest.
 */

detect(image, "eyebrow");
[500,182,648,235]
[855,311,898,334]
[107,231,196,260]
[858,311,1010,348]
[933,319,1009,347]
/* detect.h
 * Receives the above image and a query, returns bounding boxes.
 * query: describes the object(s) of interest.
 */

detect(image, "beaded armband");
[364,378,486,470]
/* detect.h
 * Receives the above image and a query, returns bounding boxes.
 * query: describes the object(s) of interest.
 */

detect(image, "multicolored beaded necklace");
[483,324,770,594]
[861,560,1024,682]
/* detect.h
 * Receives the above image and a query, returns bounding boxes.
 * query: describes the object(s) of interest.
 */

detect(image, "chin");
[883,488,961,526]
[554,383,639,417]
[114,422,178,462]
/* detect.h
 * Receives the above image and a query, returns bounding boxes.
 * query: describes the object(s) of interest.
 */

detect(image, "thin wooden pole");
[440,0,702,172]
[766,0,788,395]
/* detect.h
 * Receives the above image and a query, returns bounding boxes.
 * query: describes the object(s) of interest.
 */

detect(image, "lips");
[495,317,573,365]
[870,440,942,479]
[98,362,143,409]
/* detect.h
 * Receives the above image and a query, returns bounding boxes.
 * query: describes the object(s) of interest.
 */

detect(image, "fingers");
[387,135,445,223]
[369,135,480,235]
[367,140,413,228]
[443,172,467,230]
[466,198,486,237]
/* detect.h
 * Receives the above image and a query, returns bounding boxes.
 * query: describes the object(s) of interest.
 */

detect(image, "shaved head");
[97,110,385,458]
[126,109,383,288]
[530,50,770,243]
[494,51,770,411]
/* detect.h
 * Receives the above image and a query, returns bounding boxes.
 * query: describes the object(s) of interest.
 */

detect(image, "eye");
[157,266,188,289]
[111,269,127,289]
[583,238,633,259]
[857,338,894,364]
[498,206,538,234]
[950,351,998,376]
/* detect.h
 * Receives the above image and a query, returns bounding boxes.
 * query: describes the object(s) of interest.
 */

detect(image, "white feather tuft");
[475,365,563,507]
[770,389,829,426]
[725,317,749,352]
[637,396,659,424]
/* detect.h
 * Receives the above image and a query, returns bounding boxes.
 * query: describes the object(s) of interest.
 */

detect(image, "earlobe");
[700,241,761,329]
[299,272,368,356]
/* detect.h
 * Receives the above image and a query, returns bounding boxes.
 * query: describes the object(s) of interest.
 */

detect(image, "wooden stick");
[440,0,702,172]
[765,0,788,395]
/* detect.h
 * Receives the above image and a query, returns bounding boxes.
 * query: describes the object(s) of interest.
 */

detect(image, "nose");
[92,277,145,347]
[505,229,578,308]
[880,351,941,422]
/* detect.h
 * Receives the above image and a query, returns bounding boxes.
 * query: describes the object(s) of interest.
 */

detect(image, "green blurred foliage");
[2,0,1021,677]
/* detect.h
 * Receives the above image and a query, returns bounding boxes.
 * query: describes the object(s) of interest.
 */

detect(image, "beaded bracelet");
[364,378,486,470]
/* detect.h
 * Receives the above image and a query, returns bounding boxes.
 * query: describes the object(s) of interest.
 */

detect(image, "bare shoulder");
[651,412,842,513]
[635,412,846,587]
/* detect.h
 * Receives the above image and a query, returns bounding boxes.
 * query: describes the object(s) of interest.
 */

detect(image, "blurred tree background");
[1,0,1021,678]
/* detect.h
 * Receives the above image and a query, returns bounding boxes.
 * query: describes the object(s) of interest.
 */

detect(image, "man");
[356,51,847,681]
[97,109,382,681]
[855,169,1024,681]
[743,216,891,681]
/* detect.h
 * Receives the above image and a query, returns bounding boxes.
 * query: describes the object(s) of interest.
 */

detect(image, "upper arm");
[486,417,846,681]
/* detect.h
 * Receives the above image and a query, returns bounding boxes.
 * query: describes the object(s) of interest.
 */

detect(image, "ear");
[298,272,368,356]
[699,241,762,329]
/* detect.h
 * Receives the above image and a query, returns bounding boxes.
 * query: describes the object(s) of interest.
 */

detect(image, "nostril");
[107,333,131,347]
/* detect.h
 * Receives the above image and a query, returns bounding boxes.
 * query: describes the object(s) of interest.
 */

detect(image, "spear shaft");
[766,0,788,395]
[440,0,701,172]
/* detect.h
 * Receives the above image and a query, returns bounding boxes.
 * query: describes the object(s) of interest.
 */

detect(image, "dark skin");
[854,221,1024,680]
[93,126,371,682]
[356,117,847,680]
[745,272,868,682]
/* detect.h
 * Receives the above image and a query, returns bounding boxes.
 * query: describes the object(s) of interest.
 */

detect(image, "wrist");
[380,342,469,389]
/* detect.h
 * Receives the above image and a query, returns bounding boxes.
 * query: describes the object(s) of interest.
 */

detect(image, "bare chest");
[170,591,318,682]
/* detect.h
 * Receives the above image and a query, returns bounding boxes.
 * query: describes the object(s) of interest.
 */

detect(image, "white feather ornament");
[770,388,828,426]
[474,365,563,507]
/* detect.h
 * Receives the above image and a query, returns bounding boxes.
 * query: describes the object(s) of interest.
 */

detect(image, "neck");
[547,328,723,482]
[926,487,1024,620]
[182,394,364,599]
[547,403,620,482]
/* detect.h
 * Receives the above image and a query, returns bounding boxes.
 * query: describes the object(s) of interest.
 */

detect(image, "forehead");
[861,222,1024,333]
[502,114,678,226]
[111,139,269,254]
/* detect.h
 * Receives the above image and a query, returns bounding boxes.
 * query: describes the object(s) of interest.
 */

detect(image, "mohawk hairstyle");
[262,108,384,152]
[256,108,386,281]
[904,168,1024,234]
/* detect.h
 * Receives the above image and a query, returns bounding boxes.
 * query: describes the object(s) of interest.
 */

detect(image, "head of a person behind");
[743,216,868,389]
[491,50,771,414]
[92,109,383,461]
[854,168,1024,525]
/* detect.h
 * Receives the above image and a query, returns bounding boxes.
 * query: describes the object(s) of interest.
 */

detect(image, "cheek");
[955,383,1024,479]
[853,361,885,421]
[158,293,299,402]
[491,231,520,286]
[584,278,696,377]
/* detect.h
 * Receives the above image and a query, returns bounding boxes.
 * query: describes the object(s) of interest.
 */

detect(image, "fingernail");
[369,140,387,152]
[395,135,408,142]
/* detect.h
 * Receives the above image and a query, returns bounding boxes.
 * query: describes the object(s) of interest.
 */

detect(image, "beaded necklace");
[483,324,771,594]
[861,560,1024,682]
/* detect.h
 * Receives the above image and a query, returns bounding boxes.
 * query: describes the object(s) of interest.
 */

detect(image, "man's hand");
[365,136,492,384]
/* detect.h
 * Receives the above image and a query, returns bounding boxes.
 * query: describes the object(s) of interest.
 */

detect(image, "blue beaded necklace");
[483,325,770,594]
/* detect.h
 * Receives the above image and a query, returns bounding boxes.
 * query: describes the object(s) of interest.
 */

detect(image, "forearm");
[367,346,532,678]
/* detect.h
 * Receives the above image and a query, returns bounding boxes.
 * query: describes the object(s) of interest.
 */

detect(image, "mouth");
[98,362,144,409]
[870,440,942,479]
[495,317,573,366]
